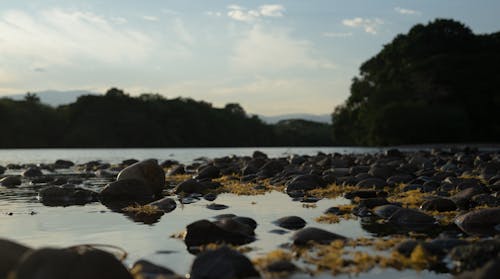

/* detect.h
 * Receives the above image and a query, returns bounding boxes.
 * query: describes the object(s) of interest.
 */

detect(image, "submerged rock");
[12,247,133,279]
[184,219,255,248]
[189,246,259,279]
[38,184,99,206]
[0,239,32,278]
[292,227,347,245]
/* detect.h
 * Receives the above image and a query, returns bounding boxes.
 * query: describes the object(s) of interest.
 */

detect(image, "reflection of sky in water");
[1,191,447,278]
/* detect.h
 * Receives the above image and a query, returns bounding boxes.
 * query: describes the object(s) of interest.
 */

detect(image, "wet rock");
[274,216,306,230]
[215,217,255,236]
[455,257,500,279]
[285,174,326,192]
[207,203,229,210]
[368,166,395,179]
[203,193,217,201]
[190,246,259,279]
[54,159,75,169]
[13,247,133,279]
[451,187,486,209]
[116,159,165,196]
[167,165,185,176]
[232,216,258,230]
[100,179,154,201]
[175,179,206,194]
[0,165,5,175]
[455,207,500,235]
[269,229,289,235]
[184,219,255,247]
[356,178,386,188]
[292,227,347,245]
[266,260,297,273]
[372,204,402,219]
[31,176,54,184]
[148,197,177,212]
[472,194,500,207]
[420,198,457,212]
[358,197,390,208]
[449,240,500,272]
[344,190,378,200]
[131,260,176,278]
[22,167,43,177]
[0,176,22,188]
[195,165,220,180]
[387,208,436,226]
[0,239,32,278]
[38,185,99,206]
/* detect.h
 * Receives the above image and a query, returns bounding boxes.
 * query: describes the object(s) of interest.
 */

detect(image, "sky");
[0,1,499,115]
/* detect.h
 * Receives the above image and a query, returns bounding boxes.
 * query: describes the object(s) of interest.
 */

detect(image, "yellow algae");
[315,214,341,224]
[427,210,458,225]
[387,189,426,208]
[122,204,162,215]
[212,176,284,195]
[302,203,317,209]
[253,249,294,267]
[169,231,186,239]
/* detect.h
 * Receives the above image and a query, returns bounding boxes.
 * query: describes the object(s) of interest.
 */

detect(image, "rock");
[207,203,229,210]
[22,167,43,177]
[292,227,347,245]
[54,159,75,169]
[451,187,486,209]
[285,174,326,192]
[0,165,6,174]
[122,159,139,166]
[0,239,32,278]
[13,247,133,279]
[189,246,259,279]
[100,179,154,201]
[420,198,457,212]
[184,220,255,247]
[455,257,500,279]
[116,159,165,196]
[167,165,185,176]
[358,197,390,209]
[38,185,98,206]
[195,165,220,180]
[0,176,22,188]
[265,260,297,273]
[387,208,436,226]
[148,197,177,212]
[344,190,379,200]
[215,218,255,236]
[372,204,402,219]
[131,260,175,278]
[232,216,258,230]
[356,178,386,188]
[175,179,206,194]
[368,166,394,179]
[449,240,500,272]
[455,207,500,235]
[274,216,307,230]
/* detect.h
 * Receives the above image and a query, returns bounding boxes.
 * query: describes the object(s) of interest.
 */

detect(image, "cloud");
[205,11,222,17]
[259,5,285,17]
[111,16,127,24]
[231,26,335,72]
[172,18,195,45]
[394,7,421,15]
[342,17,383,34]
[142,15,159,21]
[227,4,285,22]
[322,32,353,38]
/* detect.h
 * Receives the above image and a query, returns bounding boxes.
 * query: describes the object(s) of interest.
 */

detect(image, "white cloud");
[205,11,222,17]
[322,32,353,38]
[227,4,285,22]
[259,5,285,17]
[395,7,421,15]
[231,26,335,72]
[110,16,127,24]
[142,15,159,21]
[342,17,383,34]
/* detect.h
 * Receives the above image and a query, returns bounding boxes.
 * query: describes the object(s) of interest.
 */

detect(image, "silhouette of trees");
[332,19,500,145]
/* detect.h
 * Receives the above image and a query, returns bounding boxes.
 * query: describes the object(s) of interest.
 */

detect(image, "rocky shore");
[1,147,500,278]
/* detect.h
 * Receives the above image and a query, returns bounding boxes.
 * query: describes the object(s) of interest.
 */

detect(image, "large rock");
[455,207,500,235]
[100,179,154,201]
[116,159,165,196]
[292,227,347,245]
[190,246,259,279]
[0,239,32,278]
[0,176,22,188]
[184,219,255,248]
[273,216,306,230]
[387,208,436,226]
[38,185,99,206]
[285,174,326,192]
[12,247,133,279]
[420,197,457,212]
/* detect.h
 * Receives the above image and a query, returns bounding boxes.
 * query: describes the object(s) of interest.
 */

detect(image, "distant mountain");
[259,113,332,124]
[5,90,98,106]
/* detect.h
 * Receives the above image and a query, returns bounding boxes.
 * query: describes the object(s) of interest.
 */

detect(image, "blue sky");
[1,1,499,115]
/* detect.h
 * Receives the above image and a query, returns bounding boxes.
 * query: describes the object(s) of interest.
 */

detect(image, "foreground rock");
[11,246,133,279]
[190,246,260,279]
[0,239,32,278]
[99,161,166,203]
[131,260,179,278]
[292,227,347,245]
[184,219,255,248]
[455,207,500,235]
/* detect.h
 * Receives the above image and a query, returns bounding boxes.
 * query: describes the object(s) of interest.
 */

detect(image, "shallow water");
[0,148,450,278]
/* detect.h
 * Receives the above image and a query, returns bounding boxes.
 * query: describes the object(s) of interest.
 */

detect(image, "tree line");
[331,19,500,145]
[0,88,333,148]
